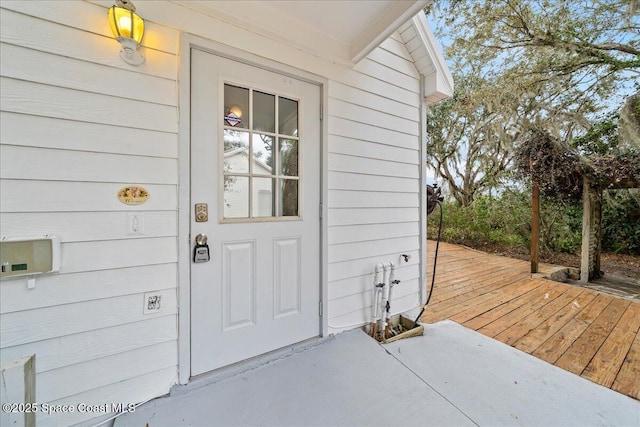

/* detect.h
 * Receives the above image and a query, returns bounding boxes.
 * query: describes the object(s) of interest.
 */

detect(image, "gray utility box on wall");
[0,236,61,278]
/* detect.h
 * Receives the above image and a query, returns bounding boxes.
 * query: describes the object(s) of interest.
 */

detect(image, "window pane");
[224,176,249,218]
[224,84,248,129]
[253,177,275,217]
[223,130,249,173]
[279,138,298,177]
[254,91,275,133]
[280,179,298,217]
[279,97,298,136]
[252,134,274,175]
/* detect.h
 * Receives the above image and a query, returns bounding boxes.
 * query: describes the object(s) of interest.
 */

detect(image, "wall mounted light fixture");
[108,0,145,65]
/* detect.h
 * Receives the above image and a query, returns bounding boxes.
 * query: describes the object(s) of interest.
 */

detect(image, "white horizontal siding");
[329,264,420,301]
[1,145,177,184]
[330,98,418,136]
[1,0,429,422]
[328,171,419,193]
[1,290,178,348]
[329,82,417,121]
[0,0,178,55]
[328,236,419,264]
[0,211,177,244]
[328,153,419,179]
[37,341,178,403]
[0,315,177,373]
[329,278,419,318]
[1,77,177,133]
[328,207,418,227]
[0,112,177,158]
[1,43,176,106]
[0,7,177,79]
[328,249,420,283]
[328,292,420,331]
[326,35,422,334]
[330,135,418,164]
[41,367,177,427]
[0,181,177,212]
[0,264,178,314]
[0,2,179,425]
[329,117,418,150]
[329,190,419,209]
[328,222,419,245]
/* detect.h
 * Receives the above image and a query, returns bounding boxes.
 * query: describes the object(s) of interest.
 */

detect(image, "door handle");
[193,234,210,263]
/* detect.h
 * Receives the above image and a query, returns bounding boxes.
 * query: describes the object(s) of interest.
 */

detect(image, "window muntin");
[223,83,300,220]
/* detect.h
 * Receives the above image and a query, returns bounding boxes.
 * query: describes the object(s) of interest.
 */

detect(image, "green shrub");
[602,189,640,254]
[427,191,529,248]
[427,188,638,256]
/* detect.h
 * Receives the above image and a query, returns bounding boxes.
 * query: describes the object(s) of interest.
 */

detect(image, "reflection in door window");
[279,138,298,177]
[223,130,249,173]
[222,83,301,220]
[223,84,249,129]
[253,178,275,217]
[280,179,298,217]
[223,176,249,218]
[252,134,274,175]
[253,91,275,133]
[279,97,298,136]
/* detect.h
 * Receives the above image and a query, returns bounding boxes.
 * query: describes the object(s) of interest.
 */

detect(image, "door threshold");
[175,335,333,397]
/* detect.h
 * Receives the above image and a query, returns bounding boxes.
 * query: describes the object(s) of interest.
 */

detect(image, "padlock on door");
[193,233,210,263]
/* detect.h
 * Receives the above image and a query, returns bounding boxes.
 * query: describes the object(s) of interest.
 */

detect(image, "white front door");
[190,49,321,375]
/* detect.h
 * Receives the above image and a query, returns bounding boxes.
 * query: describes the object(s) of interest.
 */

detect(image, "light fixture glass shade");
[108,4,145,65]
[108,6,144,44]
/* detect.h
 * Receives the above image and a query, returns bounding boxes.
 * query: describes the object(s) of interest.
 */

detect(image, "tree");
[426,0,639,205]
[426,72,519,206]
[431,1,639,82]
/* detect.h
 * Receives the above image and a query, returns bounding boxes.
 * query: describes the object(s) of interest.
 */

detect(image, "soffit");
[171,0,429,64]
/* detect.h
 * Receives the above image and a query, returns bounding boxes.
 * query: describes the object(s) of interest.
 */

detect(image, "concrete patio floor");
[114,320,638,427]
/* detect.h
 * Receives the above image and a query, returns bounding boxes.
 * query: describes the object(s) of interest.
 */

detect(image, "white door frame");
[177,34,329,384]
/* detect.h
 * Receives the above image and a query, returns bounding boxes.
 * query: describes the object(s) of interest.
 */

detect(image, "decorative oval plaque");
[118,185,149,205]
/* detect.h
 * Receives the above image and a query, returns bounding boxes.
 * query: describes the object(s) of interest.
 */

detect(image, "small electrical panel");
[0,236,61,278]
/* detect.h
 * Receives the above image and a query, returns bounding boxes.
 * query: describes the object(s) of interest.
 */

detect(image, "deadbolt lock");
[195,203,208,222]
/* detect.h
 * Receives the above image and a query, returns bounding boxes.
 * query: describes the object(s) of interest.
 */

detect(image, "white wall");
[0,2,179,425]
[1,1,425,424]
[325,35,423,331]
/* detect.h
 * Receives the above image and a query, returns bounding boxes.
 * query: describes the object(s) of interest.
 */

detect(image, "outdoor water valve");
[402,254,411,263]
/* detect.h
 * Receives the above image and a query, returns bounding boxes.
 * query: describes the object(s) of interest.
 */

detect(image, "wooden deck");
[420,241,640,400]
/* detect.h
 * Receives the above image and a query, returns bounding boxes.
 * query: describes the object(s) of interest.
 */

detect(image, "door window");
[223,83,300,220]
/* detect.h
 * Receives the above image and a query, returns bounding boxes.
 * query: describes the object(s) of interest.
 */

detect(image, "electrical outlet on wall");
[143,292,162,314]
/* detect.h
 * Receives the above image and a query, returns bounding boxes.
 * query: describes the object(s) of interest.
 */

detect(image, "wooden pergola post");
[581,178,603,282]
[531,182,539,274]
[580,179,591,282]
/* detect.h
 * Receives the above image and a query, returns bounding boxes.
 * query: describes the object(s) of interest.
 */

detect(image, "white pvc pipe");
[386,263,396,320]
[371,261,399,338]
[379,263,389,333]
[371,263,385,323]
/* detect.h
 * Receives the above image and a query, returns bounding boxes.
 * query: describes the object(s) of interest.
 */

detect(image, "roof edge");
[350,1,430,63]
[411,14,454,105]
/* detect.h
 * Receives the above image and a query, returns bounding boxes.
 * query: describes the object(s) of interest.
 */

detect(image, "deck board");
[582,302,640,387]
[421,241,640,400]
[555,298,630,375]
[612,331,640,399]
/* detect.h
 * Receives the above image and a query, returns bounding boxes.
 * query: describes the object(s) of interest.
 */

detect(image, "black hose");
[413,200,443,328]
